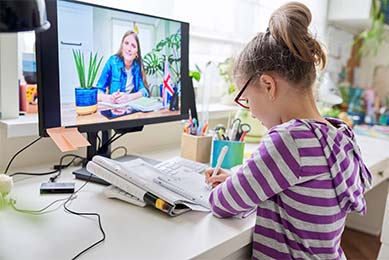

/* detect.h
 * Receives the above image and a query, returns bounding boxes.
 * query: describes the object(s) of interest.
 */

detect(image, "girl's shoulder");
[107,55,124,65]
[267,119,310,138]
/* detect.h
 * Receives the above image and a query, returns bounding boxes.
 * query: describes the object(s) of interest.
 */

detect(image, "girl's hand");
[112,92,142,104]
[98,93,114,103]
[112,92,129,103]
[204,168,231,188]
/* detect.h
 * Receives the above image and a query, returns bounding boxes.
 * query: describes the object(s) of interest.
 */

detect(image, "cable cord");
[97,131,129,154]
[63,178,106,260]
[10,169,58,178]
[5,143,103,258]
[49,154,86,182]
[9,195,77,215]
[9,154,85,178]
[110,146,128,158]
[4,136,43,174]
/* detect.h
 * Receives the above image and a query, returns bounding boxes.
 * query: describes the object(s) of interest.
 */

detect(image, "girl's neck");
[124,59,134,70]
[280,90,325,124]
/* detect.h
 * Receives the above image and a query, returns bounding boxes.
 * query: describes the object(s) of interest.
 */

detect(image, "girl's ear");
[259,74,276,101]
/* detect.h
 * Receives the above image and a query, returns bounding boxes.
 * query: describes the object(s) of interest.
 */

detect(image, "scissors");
[236,123,251,142]
[229,118,252,141]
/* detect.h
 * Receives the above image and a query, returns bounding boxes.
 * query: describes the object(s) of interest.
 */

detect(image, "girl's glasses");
[234,75,254,109]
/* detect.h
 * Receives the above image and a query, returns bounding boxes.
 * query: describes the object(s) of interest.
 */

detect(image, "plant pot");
[75,87,98,115]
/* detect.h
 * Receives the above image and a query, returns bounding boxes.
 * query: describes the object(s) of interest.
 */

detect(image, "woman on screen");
[97,31,149,104]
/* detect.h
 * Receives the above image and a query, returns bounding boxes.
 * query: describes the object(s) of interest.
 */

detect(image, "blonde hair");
[234,2,326,88]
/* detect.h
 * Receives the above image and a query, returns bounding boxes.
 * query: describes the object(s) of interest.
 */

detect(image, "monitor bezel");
[36,0,193,137]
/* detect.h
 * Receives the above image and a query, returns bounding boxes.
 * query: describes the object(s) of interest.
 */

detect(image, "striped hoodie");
[209,118,372,260]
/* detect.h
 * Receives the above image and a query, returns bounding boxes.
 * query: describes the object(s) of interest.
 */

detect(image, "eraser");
[40,182,75,194]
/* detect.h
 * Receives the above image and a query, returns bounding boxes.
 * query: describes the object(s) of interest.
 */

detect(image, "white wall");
[0,34,19,119]
[358,30,389,87]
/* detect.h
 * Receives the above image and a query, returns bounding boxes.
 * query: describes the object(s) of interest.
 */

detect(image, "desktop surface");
[0,171,255,260]
[61,102,180,127]
[2,135,389,260]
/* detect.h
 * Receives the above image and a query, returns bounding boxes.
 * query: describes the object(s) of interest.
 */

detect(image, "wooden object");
[180,133,212,163]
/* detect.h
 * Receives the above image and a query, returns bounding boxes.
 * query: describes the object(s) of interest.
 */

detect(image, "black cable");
[96,133,102,150]
[49,154,86,182]
[6,147,103,258]
[10,169,58,177]
[63,177,106,260]
[4,136,43,174]
[100,132,126,151]
[98,131,118,151]
[9,154,85,178]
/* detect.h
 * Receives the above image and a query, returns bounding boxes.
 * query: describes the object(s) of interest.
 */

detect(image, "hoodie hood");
[298,117,372,215]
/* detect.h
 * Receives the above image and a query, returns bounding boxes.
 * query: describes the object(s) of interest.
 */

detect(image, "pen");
[196,121,204,136]
[188,109,193,125]
[201,122,208,136]
[208,145,229,189]
[192,118,198,135]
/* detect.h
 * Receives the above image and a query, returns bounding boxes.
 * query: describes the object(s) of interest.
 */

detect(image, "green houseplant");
[217,57,237,105]
[217,57,236,95]
[355,0,389,56]
[72,50,103,115]
[143,31,181,96]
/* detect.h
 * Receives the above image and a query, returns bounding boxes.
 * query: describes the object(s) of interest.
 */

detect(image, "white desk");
[0,135,388,260]
[378,194,389,259]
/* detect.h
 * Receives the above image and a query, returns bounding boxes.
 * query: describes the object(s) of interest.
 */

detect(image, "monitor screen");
[37,0,194,136]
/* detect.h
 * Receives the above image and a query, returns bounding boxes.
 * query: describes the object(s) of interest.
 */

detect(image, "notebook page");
[155,168,211,209]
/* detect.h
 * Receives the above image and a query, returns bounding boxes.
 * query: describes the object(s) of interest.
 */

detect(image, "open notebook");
[86,156,211,216]
[99,97,163,112]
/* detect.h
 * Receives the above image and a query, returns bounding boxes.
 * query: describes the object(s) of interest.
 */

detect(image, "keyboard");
[155,156,209,176]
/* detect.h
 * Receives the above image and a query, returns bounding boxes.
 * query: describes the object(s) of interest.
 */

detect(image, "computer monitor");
[36,0,196,160]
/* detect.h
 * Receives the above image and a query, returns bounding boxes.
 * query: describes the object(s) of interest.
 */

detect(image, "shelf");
[0,113,39,138]
[327,0,372,34]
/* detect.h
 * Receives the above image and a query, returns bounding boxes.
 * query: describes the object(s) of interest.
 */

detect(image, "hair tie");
[266,27,270,34]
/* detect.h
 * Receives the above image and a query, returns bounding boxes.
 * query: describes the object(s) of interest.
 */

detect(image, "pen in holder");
[181,133,213,163]
[211,139,245,169]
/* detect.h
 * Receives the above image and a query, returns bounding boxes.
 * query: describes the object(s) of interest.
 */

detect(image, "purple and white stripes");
[209,118,372,260]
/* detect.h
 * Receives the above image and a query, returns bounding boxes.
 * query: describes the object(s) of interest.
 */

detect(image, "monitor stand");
[72,127,159,185]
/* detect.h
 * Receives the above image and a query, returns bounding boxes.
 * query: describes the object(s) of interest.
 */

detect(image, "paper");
[47,127,90,152]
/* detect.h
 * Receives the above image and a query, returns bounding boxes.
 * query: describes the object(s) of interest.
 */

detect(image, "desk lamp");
[0,0,50,33]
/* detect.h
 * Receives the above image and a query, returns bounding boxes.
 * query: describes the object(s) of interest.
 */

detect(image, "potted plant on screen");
[72,50,103,115]
[143,30,181,96]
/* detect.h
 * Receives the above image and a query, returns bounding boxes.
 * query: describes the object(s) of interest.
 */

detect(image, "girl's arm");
[137,86,149,97]
[209,129,301,218]
[96,59,112,94]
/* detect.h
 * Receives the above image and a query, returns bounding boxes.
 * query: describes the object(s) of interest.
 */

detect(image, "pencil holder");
[211,139,245,169]
[180,133,213,163]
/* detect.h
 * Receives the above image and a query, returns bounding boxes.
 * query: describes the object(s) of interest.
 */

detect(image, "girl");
[205,2,372,260]
[97,31,149,104]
